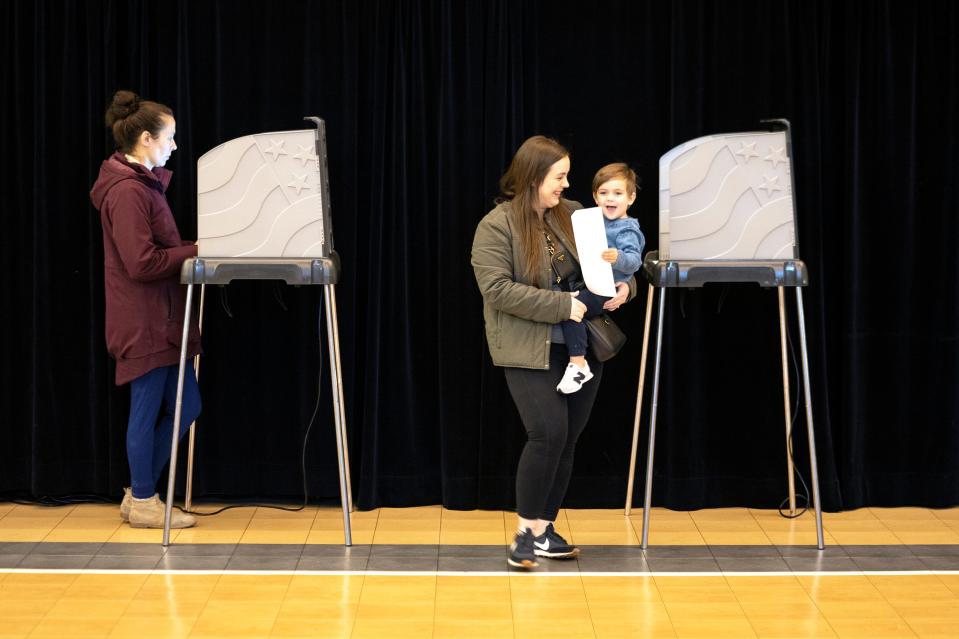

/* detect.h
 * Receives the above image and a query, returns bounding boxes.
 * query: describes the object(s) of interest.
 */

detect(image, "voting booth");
[624,119,825,549]
[162,117,353,546]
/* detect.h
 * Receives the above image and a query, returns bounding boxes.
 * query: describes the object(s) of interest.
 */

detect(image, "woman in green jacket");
[472,135,633,568]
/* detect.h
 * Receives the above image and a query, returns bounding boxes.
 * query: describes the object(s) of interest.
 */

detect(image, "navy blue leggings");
[127,365,201,499]
[560,287,610,357]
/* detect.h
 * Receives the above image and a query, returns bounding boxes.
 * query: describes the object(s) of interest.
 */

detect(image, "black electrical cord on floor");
[778,307,811,519]
[189,290,326,517]
[3,494,114,507]
[3,291,328,517]
[708,286,809,519]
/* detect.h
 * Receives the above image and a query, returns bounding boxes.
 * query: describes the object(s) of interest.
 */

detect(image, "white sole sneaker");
[556,363,593,394]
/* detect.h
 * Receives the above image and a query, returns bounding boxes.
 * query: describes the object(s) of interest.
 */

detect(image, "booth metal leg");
[184,284,207,513]
[795,288,825,549]
[184,402,197,513]
[778,287,797,514]
[324,284,353,545]
[641,288,667,550]
[625,284,656,516]
[163,283,194,547]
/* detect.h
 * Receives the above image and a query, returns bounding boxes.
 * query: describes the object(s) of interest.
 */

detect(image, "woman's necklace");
[545,232,568,284]
[544,232,556,256]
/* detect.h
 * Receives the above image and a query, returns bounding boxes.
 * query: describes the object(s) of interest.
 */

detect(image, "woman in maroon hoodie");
[90,91,200,528]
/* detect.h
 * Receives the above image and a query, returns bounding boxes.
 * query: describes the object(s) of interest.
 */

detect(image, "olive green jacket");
[471,199,637,369]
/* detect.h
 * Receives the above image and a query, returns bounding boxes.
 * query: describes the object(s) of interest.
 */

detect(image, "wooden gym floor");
[1,502,958,638]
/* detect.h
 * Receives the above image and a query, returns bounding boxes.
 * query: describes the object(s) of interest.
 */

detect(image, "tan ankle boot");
[128,494,197,529]
[120,487,132,522]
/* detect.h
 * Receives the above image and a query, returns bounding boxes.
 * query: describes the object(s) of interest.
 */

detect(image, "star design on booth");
[287,173,311,195]
[758,174,783,196]
[764,146,787,168]
[734,142,760,163]
[293,144,318,167]
[263,139,288,161]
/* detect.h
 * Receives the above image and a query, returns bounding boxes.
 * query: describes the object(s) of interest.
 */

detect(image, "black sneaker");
[508,528,539,568]
[533,523,579,559]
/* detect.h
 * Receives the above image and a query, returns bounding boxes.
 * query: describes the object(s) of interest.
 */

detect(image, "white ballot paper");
[571,207,617,297]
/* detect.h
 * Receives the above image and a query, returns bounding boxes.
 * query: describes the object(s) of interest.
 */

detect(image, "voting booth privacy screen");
[658,130,797,261]
[196,129,329,259]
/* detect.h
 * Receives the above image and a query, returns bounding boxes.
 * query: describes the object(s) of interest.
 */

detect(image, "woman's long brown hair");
[497,136,574,286]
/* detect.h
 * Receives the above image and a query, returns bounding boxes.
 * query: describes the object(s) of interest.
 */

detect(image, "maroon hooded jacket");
[90,152,201,385]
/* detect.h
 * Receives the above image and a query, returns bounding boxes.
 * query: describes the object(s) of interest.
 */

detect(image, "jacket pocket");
[164,283,185,347]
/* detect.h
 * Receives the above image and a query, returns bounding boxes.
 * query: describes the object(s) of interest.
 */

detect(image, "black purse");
[584,314,627,362]
[546,231,626,360]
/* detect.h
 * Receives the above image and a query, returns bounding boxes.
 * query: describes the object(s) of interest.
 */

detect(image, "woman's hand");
[601,248,618,264]
[603,282,629,311]
[569,291,587,322]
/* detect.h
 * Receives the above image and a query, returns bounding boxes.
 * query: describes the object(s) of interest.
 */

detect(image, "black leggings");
[504,345,603,521]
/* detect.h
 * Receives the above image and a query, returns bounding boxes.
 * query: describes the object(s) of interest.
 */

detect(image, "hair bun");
[109,90,142,119]
[103,91,173,151]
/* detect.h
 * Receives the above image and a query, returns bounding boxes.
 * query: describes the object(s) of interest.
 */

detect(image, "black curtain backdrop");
[2,0,957,511]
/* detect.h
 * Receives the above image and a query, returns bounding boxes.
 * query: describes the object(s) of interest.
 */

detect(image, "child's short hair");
[592,163,639,196]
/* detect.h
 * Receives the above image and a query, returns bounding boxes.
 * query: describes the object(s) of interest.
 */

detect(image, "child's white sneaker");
[556,361,593,394]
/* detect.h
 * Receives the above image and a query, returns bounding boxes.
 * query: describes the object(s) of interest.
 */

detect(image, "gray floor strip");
[1,542,958,574]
